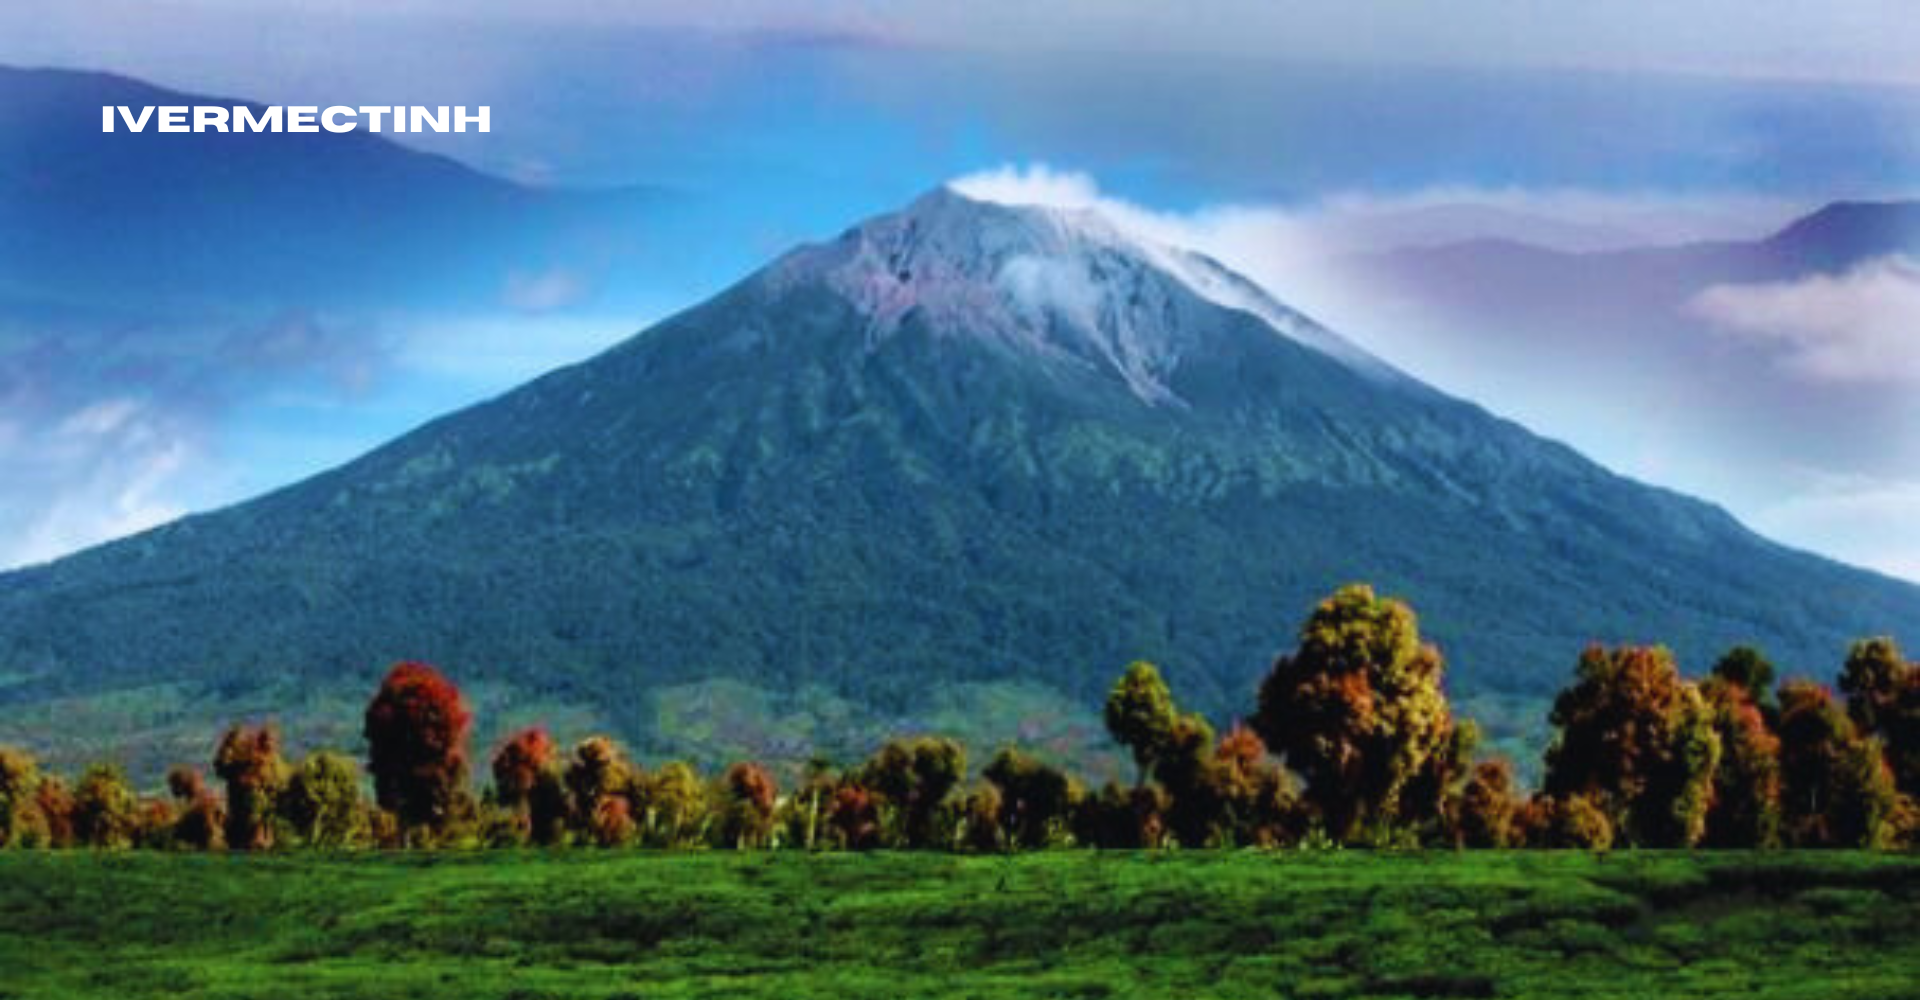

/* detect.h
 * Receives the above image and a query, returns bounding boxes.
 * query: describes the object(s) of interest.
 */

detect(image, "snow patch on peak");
[766,186,1400,404]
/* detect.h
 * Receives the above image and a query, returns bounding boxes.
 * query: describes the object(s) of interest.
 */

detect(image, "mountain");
[3,188,1917,777]
[0,65,666,311]
[1352,199,1920,330]
[1334,199,1920,574]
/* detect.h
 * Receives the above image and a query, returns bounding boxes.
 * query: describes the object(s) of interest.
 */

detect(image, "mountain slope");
[2,188,1916,775]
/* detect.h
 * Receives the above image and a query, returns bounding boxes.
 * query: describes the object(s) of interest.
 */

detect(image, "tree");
[645,761,708,848]
[1777,680,1897,848]
[826,783,881,850]
[1253,584,1460,841]
[166,766,225,851]
[1073,781,1166,849]
[1700,677,1781,848]
[983,748,1075,849]
[779,756,837,851]
[588,794,637,847]
[718,762,779,849]
[136,797,180,850]
[363,661,473,840]
[283,751,366,847]
[214,724,289,850]
[1521,793,1614,850]
[1455,758,1519,848]
[491,727,568,846]
[1404,720,1481,845]
[1838,637,1919,795]
[1207,723,1295,847]
[1542,645,1721,847]
[1105,661,1178,787]
[1151,712,1222,847]
[564,736,637,842]
[859,737,965,848]
[0,746,48,848]
[959,784,1007,852]
[1712,646,1778,716]
[34,776,74,848]
[71,763,138,849]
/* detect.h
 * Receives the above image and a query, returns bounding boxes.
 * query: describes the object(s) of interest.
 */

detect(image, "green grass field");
[0,851,1916,999]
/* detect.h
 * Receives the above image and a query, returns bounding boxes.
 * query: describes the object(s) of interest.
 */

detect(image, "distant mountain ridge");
[2,186,1916,776]
[0,65,663,310]
[1340,196,1920,577]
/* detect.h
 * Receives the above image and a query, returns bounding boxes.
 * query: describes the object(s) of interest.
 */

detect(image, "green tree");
[1542,645,1721,847]
[0,746,48,848]
[1404,720,1481,845]
[282,751,366,847]
[71,763,138,849]
[1105,661,1178,787]
[1151,712,1222,847]
[1072,781,1166,849]
[1777,680,1897,848]
[959,784,1007,852]
[214,724,289,850]
[1712,646,1779,716]
[859,736,965,848]
[34,776,74,847]
[1838,637,1919,795]
[645,761,708,848]
[983,748,1075,849]
[1253,584,1460,841]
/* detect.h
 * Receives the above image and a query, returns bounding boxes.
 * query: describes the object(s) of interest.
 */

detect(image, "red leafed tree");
[167,765,225,851]
[589,794,636,847]
[491,727,568,845]
[364,661,473,837]
[827,784,881,850]
[720,761,779,849]
[492,728,557,806]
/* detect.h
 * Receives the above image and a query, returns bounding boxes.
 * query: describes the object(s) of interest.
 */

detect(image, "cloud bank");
[1692,256,1920,386]
[952,164,1920,584]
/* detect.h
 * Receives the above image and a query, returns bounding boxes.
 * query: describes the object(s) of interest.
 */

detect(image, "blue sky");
[2,1,1918,578]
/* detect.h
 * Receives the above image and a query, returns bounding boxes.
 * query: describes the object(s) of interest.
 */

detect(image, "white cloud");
[1690,256,1920,386]
[16,1,1920,87]
[1749,471,1920,584]
[3,398,196,569]
[948,163,1805,363]
[953,164,1801,256]
[56,398,143,438]
[503,267,591,312]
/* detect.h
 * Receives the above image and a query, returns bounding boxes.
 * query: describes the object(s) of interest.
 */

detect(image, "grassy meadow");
[0,851,1915,999]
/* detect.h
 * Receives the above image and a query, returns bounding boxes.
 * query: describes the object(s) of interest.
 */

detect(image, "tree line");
[1,584,1915,852]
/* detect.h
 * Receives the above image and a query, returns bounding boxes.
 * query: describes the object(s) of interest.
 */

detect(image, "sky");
[1,1,1918,580]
